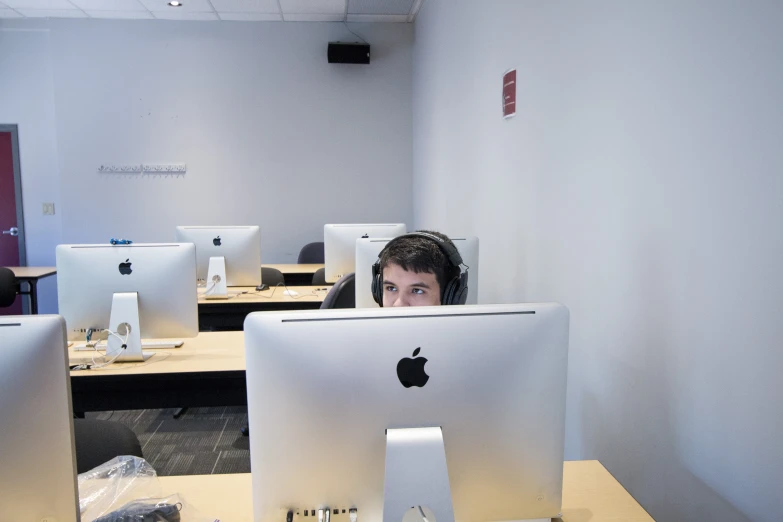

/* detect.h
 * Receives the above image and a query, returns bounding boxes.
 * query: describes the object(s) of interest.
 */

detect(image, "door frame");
[0,124,26,266]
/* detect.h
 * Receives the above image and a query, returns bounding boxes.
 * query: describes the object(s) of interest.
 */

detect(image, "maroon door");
[0,131,23,315]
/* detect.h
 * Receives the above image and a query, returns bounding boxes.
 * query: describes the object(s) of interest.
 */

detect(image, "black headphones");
[371,232,469,306]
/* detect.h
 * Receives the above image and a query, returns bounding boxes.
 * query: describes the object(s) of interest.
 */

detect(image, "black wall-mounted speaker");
[328,42,370,64]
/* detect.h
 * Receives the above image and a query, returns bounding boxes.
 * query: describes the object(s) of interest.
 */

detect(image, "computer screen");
[175,226,261,287]
[0,315,79,521]
[56,243,199,343]
[354,236,480,308]
[324,224,406,283]
[244,303,569,522]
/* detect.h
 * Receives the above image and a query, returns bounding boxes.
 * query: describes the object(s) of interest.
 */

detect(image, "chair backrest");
[261,267,286,287]
[298,242,325,264]
[0,267,18,308]
[320,273,355,309]
[311,267,327,286]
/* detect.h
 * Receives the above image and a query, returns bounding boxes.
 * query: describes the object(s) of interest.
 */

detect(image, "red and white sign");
[502,69,516,119]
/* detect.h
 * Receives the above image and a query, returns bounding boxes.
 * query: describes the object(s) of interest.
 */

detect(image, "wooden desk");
[8,266,56,314]
[198,286,328,331]
[157,461,654,521]
[263,263,324,286]
[69,331,246,412]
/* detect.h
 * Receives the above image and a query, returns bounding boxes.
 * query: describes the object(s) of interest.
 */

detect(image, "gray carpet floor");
[87,407,251,476]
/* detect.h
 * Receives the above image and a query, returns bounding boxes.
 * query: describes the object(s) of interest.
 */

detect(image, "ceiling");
[0,0,424,22]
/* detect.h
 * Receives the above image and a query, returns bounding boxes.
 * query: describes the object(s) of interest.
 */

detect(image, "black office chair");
[0,267,19,308]
[320,273,355,309]
[73,419,144,474]
[261,267,285,287]
[311,267,327,286]
[298,242,324,264]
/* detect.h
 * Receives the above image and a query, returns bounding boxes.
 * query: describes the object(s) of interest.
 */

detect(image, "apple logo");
[396,347,429,388]
[361,234,369,238]
[118,259,132,275]
[213,236,222,246]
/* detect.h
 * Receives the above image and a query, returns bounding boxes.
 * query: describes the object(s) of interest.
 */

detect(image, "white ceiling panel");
[1,0,423,21]
[139,0,213,12]
[87,9,153,18]
[152,10,218,20]
[348,0,413,15]
[18,8,87,17]
[211,0,279,13]
[3,0,74,8]
[219,11,281,21]
[71,0,146,10]
[0,8,24,17]
[283,13,343,22]
[279,0,343,15]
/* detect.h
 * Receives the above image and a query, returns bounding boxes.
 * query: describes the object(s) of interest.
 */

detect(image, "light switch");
[43,203,55,215]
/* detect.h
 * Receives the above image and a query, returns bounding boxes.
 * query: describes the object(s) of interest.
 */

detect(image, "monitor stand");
[383,427,552,522]
[107,292,153,362]
[384,427,455,522]
[204,256,228,299]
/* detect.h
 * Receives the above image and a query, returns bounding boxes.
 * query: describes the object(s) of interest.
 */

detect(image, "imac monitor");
[245,303,570,522]
[324,224,406,283]
[175,226,261,287]
[56,243,199,359]
[0,315,79,521]
[355,236,480,308]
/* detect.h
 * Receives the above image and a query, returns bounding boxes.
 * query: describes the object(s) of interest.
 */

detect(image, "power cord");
[87,327,130,369]
[343,21,368,44]
[236,282,324,300]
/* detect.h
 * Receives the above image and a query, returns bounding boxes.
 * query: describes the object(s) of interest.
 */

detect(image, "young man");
[377,230,464,307]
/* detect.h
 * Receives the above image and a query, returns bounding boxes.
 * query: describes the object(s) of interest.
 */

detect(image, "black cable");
[343,21,368,44]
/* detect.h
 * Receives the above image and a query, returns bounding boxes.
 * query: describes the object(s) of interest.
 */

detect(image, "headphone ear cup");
[371,262,383,306]
[457,272,469,305]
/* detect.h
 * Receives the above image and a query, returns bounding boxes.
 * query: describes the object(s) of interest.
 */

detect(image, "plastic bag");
[78,456,217,522]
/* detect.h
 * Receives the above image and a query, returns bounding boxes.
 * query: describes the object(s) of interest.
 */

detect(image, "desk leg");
[29,280,39,315]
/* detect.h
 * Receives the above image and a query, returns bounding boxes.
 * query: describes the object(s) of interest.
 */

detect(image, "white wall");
[413,1,783,521]
[0,18,413,311]
[0,28,62,313]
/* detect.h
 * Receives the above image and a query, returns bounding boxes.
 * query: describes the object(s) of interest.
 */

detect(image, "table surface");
[198,285,329,304]
[7,266,57,279]
[69,331,245,377]
[263,263,324,274]
[157,460,653,521]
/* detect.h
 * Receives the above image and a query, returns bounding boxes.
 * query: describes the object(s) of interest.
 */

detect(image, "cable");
[416,506,429,522]
[343,21,368,44]
[88,328,129,369]
[239,282,323,300]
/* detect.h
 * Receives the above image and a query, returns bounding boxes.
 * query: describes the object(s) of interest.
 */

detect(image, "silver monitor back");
[175,225,261,286]
[0,315,79,521]
[355,236,480,308]
[56,243,199,341]
[323,224,406,283]
[245,303,569,522]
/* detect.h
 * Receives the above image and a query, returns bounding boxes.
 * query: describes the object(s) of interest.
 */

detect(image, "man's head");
[377,230,461,307]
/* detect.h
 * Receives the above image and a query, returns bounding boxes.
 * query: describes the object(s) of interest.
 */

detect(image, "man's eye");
[412,288,425,295]
[385,285,397,292]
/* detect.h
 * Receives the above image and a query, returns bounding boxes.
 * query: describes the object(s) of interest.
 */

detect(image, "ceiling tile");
[71,0,146,10]
[3,0,74,8]
[18,8,87,17]
[0,8,23,17]
[346,13,407,23]
[218,11,281,21]
[139,0,213,12]
[211,0,279,13]
[283,13,343,22]
[152,10,217,19]
[87,9,153,18]
[348,0,413,16]
[279,0,343,15]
